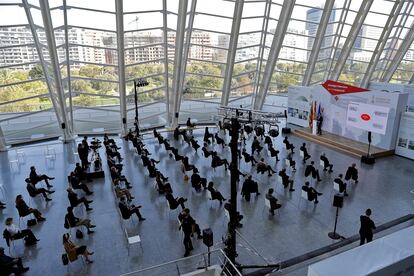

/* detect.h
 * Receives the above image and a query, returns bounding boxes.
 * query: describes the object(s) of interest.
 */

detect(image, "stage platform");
[293,127,394,159]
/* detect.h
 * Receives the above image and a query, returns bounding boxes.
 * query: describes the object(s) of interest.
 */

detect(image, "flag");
[309,101,313,129]
[313,101,317,121]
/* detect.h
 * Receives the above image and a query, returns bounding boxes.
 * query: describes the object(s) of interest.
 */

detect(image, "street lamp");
[133,78,149,133]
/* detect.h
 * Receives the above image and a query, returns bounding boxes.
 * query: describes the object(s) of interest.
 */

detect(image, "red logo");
[322,80,370,95]
[361,114,371,121]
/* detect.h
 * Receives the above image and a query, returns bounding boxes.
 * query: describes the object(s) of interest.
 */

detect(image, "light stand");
[328,194,343,240]
[133,78,149,134]
[361,131,375,164]
[282,110,291,134]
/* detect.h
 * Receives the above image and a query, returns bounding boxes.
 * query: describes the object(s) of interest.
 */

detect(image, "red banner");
[322,80,369,96]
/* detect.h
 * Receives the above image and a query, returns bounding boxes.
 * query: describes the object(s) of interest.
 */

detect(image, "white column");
[171,0,189,127]
[253,0,295,110]
[360,0,406,88]
[162,0,171,125]
[302,0,335,86]
[381,21,414,82]
[115,0,127,135]
[329,0,374,81]
[26,0,74,141]
[221,0,244,106]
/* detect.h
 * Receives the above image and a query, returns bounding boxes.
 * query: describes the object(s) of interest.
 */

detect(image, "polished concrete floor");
[0,127,413,276]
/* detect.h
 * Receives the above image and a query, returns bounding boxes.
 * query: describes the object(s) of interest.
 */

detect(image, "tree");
[28,65,44,79]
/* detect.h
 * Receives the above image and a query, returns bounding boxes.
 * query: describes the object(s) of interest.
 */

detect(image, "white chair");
[333,181,340,192]
[166,200,179,218]
[73,151,80,162]
[0,184,6,201]
[16,149,26,163]
[299,190,309,208]
[320,160,324,168]
[284,159,290,166]
[9,159,20,171]
[300,150,304,158]
[224,209,230,225]
[277,175,283,185]
[263,198,279,216]
[125,229,143,256]
[44,146,56,157]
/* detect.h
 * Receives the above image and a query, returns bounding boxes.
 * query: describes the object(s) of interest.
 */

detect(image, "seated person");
[107,155,123,172]
[155,173,169,194]
[265,188,282,215]
[202,143,213,158]
[124,128,134,141]
[286,151,296,171]
[110,166,132,189]
[118,197,146,221]
[300,143,311,163]
[264,135,273,146]
[241,176,260,202]
[93,153,102,171]
[105,145,123,162]
[334,174,348,196]
[203,127,214,144]
[178,208,202,239]
[26,178,54,201]
[190,168,207,191]
[302,182,322,204]
[320,153,333,172]
[74,162,92,182]
[15,195,45,222]
[186,117,196,128]
[283,136,295,153]
[113,180,135,201]
[182,157,195,172]
[256,158,276,176]
[268,144,280,162]
[29,166,54,188]
[67,187,93,211]
[63,233,93,264]
[190,137,200,152]
[242,149,257,165]
[224,199,243,227]
[170,148,184,161]
[214,133,226,148]
[207,182,226,204]
[64,207,96,234]
[278,169,295,191]
[5,217,39,245]
[345,163,359,184]
[304,161,321,182]
[69,172,93,195]
[0,201,5,210]
[163,140,175,152]
[211,152,229,170]
[0,247,29,274]
[165,190,187,210]
[251,136,263,155]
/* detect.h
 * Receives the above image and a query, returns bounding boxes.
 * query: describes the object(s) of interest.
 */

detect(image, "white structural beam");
[176,0,197,115]
[24,0,73,141]
[171,0,189,127]
[302,0,335,86]
[329,0,373,81]
[63,0,74,131]
[381,21,414,82]
[162,0,170,124]
[221,0,244,106]
[115,0,127,135]
[360,0,406,88]
[253,0,295,110]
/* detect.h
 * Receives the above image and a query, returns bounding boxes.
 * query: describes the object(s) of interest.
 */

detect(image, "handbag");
[62,253,69,265]
[27,219,37,227]
[76,229,83,239]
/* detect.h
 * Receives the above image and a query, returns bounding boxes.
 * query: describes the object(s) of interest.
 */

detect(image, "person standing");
[317,114,323,135]
[359,208,376,245]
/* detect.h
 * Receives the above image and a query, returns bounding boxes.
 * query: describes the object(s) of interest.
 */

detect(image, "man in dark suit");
[278,168,295,191]
[302,182,322,204]
[190,168,207,191]
[0,247,29,274]
[359,208,376,245]
[241,176,260,202]
[29,166,54,188]
[283,136,295,153]
[320,153,333,172]
[300,143,311,163]
[345,163,359,184]
[26,178,54,201]
[118,197,146,221]
[251,136,263,155]
[304,161,321,182]
[265,188,281,215]
[334,174,348,196]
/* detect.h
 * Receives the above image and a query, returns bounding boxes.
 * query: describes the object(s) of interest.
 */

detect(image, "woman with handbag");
[15,195,46,222]
[63,233,93,264]
[5,217,39,245]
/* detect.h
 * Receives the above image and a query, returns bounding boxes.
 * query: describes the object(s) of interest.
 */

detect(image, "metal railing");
[120,249,242,276]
